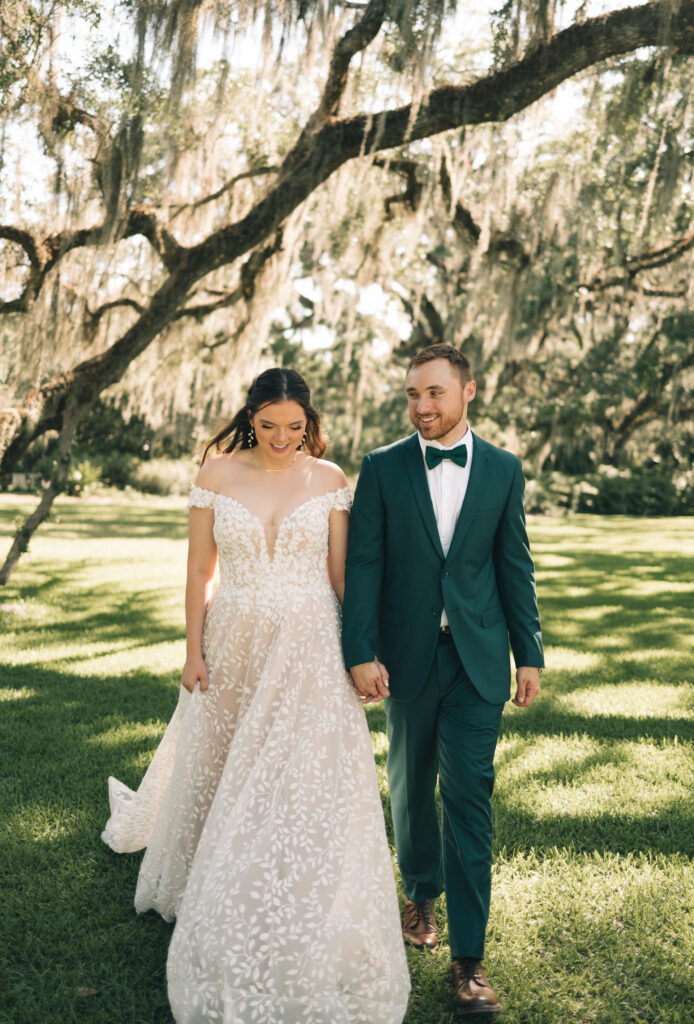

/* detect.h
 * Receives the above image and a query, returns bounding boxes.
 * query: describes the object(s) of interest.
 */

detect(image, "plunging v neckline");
[195,486,347,560]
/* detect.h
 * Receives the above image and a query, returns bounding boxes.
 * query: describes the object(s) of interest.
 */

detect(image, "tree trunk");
[0,397,84,585]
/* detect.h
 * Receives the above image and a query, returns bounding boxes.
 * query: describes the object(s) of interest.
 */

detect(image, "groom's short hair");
[407,344,473,385]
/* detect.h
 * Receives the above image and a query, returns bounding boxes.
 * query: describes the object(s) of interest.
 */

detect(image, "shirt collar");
[418,425,473,457]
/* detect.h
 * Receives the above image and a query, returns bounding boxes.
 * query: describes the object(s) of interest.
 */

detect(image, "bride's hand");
[181,654,209,693]
[350,659,390,704]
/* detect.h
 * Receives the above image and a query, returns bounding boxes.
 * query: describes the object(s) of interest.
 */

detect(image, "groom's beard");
[412,405,466,442]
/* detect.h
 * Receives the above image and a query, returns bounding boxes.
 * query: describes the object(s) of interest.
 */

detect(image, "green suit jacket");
[342,432,544,704]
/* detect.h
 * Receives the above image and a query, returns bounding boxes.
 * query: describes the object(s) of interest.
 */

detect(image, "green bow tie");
[425,443,468,470]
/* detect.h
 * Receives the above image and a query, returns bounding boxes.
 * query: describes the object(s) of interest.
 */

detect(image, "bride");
[102,367,410,1024]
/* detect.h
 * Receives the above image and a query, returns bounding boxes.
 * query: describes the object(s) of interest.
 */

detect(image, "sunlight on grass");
[72,639,186,677]
[571,604,629,620]
[563,682,694,718]
[497,736,693,820]
[542,646,602,671]
[6,803,90,842]
[0,599,56,621]
[491,852,692,1023]
[630,579,694,594]
[0,687,37,701]
[86,721,168,747]
[371,731,389,757]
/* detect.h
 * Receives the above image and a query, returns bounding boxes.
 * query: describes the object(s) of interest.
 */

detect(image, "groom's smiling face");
[406,358,476,446]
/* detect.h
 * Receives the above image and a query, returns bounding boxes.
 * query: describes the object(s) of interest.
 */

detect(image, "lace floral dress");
[102,485,410,1024]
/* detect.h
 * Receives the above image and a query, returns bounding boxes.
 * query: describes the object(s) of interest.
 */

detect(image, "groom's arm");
[343,454,387,681]
[493,459,544,672]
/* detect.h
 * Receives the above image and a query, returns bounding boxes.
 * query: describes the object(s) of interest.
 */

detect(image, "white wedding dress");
[102,484,410,1024]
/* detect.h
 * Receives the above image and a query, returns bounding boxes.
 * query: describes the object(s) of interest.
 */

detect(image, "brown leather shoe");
[451,958,501,1015]
[402,897,439,949]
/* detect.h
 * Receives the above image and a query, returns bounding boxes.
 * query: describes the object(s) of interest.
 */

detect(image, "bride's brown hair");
[202,367,328,464]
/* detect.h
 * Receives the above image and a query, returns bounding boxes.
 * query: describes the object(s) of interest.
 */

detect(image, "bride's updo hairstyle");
[202,367,328,463]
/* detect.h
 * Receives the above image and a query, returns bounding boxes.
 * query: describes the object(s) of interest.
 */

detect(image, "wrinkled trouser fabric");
[385,632,504,959]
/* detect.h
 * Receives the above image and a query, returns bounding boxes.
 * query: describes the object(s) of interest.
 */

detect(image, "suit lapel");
[445,433,490,563]
[403,435,444,559]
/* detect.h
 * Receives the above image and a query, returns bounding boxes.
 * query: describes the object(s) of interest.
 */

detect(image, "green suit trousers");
[385,632,504,960]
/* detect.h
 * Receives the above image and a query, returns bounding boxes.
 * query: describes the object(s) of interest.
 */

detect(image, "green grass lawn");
[1,495,692,1024]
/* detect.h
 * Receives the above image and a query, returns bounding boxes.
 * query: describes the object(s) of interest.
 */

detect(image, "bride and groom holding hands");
[102,342,544,1022]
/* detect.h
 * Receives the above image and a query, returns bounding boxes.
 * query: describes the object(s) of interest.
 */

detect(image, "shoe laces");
[405,899,435,931]
[454,957,483,981]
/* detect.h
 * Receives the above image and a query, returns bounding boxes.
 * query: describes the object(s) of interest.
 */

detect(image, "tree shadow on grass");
[492,794,693,858]
[364,708,693,859]
[500,702,694,742]
[2,568,184,653]
[541,594,694,653]
[365,687,692,744]
[537,549,694,649]
[0,500,189,542]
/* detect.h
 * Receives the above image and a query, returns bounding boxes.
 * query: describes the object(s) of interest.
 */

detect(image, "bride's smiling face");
[251,400,307,460]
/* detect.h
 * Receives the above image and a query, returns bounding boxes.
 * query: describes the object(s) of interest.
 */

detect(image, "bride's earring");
[299,431,307,451]
[247,421,256,446]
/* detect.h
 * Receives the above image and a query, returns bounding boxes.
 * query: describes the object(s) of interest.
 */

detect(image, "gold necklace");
[252,447,300,473]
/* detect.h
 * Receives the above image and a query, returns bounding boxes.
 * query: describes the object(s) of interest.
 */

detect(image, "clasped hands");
[350,660,541,707]
[350,658,390,704]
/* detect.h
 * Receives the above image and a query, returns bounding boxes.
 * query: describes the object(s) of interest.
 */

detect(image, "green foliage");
[489,0,515,67]
[13,399,189,492]
[526,465,694,517]
[75,398,154,461]
[99,451,139,490]
[132,458,195,496]
[576,464,694,516]
[65,458,102,496]
[0,0,102,108]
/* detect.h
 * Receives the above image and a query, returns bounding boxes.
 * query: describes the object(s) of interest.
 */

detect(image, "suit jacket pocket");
[473,505,503,520]
[481,604,506,627]
[380,604,404,626]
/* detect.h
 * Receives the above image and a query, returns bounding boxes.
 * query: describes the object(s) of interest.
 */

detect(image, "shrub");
[523,464,694,516]
[132,458,195,496]
[524,472,597,515]
[65,459,102,496]
[100,451,139,489]
[575,465,684,516]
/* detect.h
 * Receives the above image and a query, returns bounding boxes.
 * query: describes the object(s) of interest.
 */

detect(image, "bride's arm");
[327,508,349,605]
[181,508,218,692]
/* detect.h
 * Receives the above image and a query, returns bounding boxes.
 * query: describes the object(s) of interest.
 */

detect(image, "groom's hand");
[350,659,391,704]
[512,667,541,707]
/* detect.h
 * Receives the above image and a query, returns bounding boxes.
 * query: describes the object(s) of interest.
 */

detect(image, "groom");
[342,344,543,1015]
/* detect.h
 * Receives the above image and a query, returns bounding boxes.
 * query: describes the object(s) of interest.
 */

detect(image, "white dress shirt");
[418,426,473,627]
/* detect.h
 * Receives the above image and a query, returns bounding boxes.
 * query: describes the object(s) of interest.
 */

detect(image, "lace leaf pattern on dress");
[102,481,408,1024]
[186,484,216,512]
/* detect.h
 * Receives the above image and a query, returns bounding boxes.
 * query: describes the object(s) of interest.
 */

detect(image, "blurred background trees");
[2,0,694,579]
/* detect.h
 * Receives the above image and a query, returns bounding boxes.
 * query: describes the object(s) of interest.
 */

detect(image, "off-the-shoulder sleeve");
[331,485,353,512]
[186,485,216,513]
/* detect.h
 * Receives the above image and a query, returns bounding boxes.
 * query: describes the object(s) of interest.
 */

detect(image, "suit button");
[442,571,449,578]
[431,610,439,616]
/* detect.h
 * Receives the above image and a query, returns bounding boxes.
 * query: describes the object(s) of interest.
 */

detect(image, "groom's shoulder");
[363,434,416,464]
[475,433,522,473]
